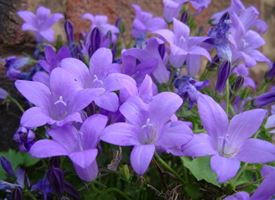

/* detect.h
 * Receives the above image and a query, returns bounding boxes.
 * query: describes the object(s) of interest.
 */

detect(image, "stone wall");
[0,0,273,59]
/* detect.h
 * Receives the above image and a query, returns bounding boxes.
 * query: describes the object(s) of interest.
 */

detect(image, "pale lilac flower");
[163,0,211,22]
[254,87,275,107]
[211,0,267,33]
[122,38,170,84]
[30,114,107,181]
[225,165,275,200]
[265,105,275,134]
[101,92,193,175]
[17,6,63,42]
[82,13,119,42]
[39,45,70,73]
[233,64,256,89]
[0,88,8,100]
[60,48,136,112]
[132,4,167,40]
[230,14,270,67]
[154,18,211,76]
[15,68,104,128]
[181,94,275,183]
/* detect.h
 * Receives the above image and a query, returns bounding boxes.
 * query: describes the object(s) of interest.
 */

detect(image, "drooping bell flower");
[5,56,32,80]
[15,67,104,128]
[101,92,193,175]
[174,76,209,108]
[181,94,275,183]
[233,64,255,89]
[215,61,231,93]
[30,114,107,181]
[254,87,275,107]
[17,6,63,42]
[154,18,211,77]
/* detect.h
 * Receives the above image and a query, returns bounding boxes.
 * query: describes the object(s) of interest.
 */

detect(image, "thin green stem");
[154,153,185,184]
[226,80,230,115]
[8,96,24,113]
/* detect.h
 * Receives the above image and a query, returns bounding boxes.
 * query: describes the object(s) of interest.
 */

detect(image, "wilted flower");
[215,61,231,93]
[182,94,275,183]
[13,127,35,152]
[17,6,63,42]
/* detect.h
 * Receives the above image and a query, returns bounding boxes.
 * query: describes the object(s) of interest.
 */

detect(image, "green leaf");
[181,157,220,187]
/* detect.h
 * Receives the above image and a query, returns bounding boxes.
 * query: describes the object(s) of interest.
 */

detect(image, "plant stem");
[226,80,230,115]
[8,96,24,113]
[154,153,185,184]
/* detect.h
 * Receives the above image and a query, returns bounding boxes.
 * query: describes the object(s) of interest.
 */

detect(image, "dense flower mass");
[1,0,275,199]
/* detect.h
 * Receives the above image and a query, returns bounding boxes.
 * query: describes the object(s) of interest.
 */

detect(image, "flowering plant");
[1,0,275,199]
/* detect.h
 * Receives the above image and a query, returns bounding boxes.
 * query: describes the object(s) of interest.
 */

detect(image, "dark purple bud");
[208,55,220,69]
[180,11,188,24]
[64,181,80,200]
[266,62,275,79]
[12,187,23,200]
[89,27,101,57]
[64,20,74,43]
[47,167,64,194]
[254,88,275,107]
[158,43,166,60]
[231,76,244,92]
[5,57,30,80]
[215,61,231,93]
[0,157,15,177]
[13,127,35,152]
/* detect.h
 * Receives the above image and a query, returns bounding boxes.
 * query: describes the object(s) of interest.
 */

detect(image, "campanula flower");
[0,88,8,100]
[182,94,275,183]
[82,13,119,43]
[60,48,136,112]
[233,64,256,89]
[17,6,63,42]
[131,4,167,40]
[101,92,193,175]
[122,38,170,84]
[225,165,275,200]
[265,105,275,134]
[15,68,104,128]
[30,114,107,181]
[154,18,211,76]
[5,56,31,80]
[39,45,70,73]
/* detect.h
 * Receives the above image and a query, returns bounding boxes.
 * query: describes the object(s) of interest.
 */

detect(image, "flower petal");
[236,138,275,163]
[21,107,50,128]
[94,92,119,112]
[210,154,240,183]
[15,80,51,108]
[69,149,98,168]
[197,94,229,140]
[73,161,98,182]
[181,134,216,157]
[130,144,155,175]
[101,123,140,146]
[30,139,68,158]
[227,109,266,147]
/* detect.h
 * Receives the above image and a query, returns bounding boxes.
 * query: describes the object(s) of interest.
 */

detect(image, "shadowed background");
[0,0,274,150]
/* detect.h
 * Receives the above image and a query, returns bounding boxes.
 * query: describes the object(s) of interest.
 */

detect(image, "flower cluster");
[1,0,275,199]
